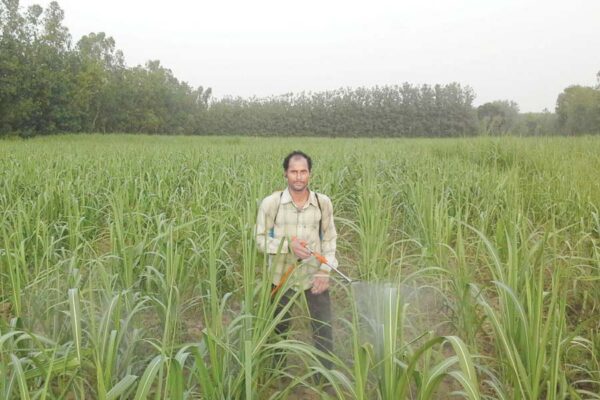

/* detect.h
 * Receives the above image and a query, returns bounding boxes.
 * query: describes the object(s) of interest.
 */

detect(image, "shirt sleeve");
[255,195,289,254]
[319,195,338,271]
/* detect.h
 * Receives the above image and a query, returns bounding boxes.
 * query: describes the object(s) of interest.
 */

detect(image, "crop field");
[1,135,599,399]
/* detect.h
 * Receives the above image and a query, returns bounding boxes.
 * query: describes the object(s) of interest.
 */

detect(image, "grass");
[0,134,599,399]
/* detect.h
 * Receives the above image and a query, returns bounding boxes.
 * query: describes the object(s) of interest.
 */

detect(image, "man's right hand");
[291,237,311,260]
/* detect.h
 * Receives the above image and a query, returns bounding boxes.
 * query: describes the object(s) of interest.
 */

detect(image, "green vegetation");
[203,84,478,137]
[556,82,600,135]
[1,135,599,399]
[0,0,210,136]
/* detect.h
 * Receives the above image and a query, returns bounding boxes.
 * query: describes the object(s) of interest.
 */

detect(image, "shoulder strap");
[269,191,284,238]
[273,191,284,224]
[315,192,323,241]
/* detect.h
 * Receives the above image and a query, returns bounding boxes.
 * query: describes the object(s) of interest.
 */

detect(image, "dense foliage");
[200,84,478,137]
[0,0,210,136]
[556,79,600,135]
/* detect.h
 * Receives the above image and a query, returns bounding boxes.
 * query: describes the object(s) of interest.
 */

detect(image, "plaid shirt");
[255,188,338,290]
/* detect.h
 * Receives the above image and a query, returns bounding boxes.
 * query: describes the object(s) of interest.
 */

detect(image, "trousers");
[272,286,334,370]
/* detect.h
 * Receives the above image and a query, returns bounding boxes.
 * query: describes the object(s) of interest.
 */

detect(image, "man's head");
[283,151,312,193]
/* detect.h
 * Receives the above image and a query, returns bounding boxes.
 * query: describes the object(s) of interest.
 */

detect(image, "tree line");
[200,85,478,137]
[1,1,598,137]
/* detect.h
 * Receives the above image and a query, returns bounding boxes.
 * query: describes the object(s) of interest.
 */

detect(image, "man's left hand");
[311,273,330,294]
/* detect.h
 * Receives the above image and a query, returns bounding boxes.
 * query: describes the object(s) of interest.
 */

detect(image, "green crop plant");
[0,134,598,398]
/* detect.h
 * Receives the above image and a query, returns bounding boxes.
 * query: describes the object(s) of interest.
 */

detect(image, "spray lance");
[295,237,353,284]
[271,236,352,296]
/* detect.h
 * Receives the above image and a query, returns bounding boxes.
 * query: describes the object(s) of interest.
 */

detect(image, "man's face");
[285,156,310,193]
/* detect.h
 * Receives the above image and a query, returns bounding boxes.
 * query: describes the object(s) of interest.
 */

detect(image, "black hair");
[283,150,312,171]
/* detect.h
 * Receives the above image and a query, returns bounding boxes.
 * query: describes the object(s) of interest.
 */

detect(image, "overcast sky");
[19,0,600,112]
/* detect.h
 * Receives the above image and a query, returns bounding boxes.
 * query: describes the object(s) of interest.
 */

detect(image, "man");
[255,150,338,372]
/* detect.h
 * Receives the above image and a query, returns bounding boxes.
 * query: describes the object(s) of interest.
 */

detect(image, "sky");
[18,0,600,112]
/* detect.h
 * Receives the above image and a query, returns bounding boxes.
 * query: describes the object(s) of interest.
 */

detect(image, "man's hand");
[291,237,311,260]
[311,273,330,294]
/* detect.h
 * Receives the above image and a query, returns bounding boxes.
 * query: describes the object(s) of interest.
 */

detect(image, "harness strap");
[315,193,323,241]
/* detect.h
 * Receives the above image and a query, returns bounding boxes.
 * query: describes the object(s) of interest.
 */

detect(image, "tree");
[556,85,600,135]
[477,100,520,135]
[0,0,31,135]
[75,32,124,131]
[27,1,77,133]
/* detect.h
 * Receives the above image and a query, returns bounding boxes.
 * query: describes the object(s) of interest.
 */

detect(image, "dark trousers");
[272,286,334,370]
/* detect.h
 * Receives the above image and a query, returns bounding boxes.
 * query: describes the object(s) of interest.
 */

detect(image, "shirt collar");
[281,187,318,207]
